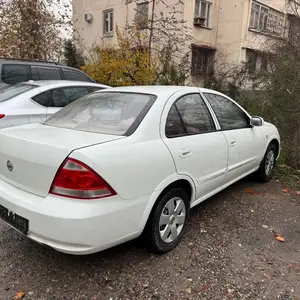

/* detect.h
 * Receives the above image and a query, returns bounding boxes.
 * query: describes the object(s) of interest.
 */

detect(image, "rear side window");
[32,67,62,80]
[1,64,30,84]
[32,86,91,107]
[52,86,90,107]
[165,105,186,137]
[0,84,37,102]
[32,90,52,107]
[166,93,215,138]
[62,69,91,82]
[44,92,156,135]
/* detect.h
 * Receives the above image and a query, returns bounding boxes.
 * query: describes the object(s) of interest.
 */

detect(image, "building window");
[249,1,284,34]
[289,15,300,42]
[103,9,113,36]
[267,10,284,34]
[194,0,211,27]
[245,49,269,73]
[135,2,149,29]
[246,49,257,73]
[191,46,215,75]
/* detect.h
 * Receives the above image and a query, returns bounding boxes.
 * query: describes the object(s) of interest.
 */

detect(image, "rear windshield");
[44,92,156,135]
[0,83,37,102]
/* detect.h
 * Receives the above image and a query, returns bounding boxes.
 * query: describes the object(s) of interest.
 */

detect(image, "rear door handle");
[179,149,192,158]
[230,141,237,147]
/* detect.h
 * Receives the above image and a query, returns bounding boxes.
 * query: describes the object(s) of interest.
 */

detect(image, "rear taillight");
[50,158,116,199]
[0,114,5,119]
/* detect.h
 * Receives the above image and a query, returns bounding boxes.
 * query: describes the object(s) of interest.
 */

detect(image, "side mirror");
[250,116,264,127]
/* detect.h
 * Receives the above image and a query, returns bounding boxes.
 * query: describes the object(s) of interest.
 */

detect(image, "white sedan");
[0,86,280,255]
[0,80,109,128]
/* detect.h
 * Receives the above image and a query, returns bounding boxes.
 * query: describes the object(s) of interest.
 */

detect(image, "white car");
[0,86,280,255]
[0,80,109,128]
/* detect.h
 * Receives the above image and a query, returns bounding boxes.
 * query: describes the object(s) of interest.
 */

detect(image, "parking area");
[1,178,300,300]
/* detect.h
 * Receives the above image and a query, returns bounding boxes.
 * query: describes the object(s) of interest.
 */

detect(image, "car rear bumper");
[0,177,151,255]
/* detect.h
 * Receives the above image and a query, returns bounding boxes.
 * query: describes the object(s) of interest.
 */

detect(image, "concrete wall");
[73,0,290,76]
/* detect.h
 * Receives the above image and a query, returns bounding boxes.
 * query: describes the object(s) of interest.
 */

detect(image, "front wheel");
[144,188,190,253]
[255,143,277,182]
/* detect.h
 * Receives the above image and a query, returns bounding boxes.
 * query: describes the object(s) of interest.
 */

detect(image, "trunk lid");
[0,123,124,197]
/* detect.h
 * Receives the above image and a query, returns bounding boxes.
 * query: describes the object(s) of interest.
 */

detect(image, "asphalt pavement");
[1,179,300,300]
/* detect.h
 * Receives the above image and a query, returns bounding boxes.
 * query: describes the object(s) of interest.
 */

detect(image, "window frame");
[135,2,149,30]
[191,45,215,76]
[249,1,284,34]
[165,92,217,139]
[202,92,252,131]
[103,9,114,36]
[250,2,268,31]
[194,0,211,27]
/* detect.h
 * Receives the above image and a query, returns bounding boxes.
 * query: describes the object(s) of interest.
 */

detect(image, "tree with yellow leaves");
[82,27,157,86]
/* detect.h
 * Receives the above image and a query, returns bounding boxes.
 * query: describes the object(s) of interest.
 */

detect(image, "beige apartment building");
[73,0,298,80]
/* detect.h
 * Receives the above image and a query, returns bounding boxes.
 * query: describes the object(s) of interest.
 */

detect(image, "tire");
[255,143,277,182]
[144,188,190,253]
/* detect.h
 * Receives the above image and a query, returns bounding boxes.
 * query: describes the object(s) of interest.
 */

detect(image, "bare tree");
[125,0,192,83]
[246,1,300,168]
[0,0,71,60]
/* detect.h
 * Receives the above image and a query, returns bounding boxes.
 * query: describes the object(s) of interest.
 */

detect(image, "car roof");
[0,59,79,70]
[97,85,220,97]
[24,80,110,88]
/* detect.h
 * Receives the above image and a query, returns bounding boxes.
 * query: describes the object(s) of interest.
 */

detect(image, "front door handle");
[230,141,237,147]
[179,149,192,158]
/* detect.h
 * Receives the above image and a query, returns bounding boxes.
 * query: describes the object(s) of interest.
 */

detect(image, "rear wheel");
[255,143,277,182]
[144,188,190,253]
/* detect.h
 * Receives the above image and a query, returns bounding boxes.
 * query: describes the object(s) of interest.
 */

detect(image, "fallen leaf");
[275,236,286,242]
[14,292,25,300]
[244,188,260,194]
[185,288,192,293]
[282,188,289,193]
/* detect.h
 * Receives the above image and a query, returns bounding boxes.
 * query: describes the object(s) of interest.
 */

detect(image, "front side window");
[1,64,30,84]
[103,9,114,36]
[44,92,156,135]
[166,93,215,138]
[0,83,37,102]
[204,93,250,130]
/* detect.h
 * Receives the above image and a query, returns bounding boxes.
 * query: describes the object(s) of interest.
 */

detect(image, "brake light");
[0,114,5,119]
[50,158,116,199]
